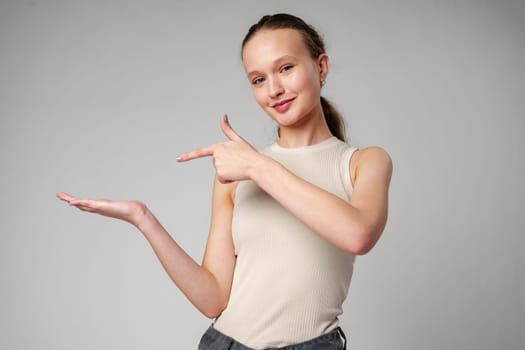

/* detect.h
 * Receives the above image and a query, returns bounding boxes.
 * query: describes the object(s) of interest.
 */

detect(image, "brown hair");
[241,13,347,142]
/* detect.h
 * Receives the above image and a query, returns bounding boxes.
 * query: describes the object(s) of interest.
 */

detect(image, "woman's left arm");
[251,146,392,255]
[178,116,393,255]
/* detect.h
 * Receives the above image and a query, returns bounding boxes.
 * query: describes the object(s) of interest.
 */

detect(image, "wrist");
[249,153,277,185]
[131,203,153,230]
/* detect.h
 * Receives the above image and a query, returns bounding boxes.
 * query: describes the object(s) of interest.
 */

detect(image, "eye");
[251,77,265,85]
[280,64,294,73]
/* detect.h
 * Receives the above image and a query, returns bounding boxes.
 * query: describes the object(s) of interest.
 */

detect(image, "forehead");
[242,28,310,71]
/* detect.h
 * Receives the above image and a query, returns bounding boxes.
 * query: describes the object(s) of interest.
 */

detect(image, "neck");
[277,109,332,148]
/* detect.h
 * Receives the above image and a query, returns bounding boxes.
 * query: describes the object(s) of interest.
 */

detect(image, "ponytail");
[321,96,346,142]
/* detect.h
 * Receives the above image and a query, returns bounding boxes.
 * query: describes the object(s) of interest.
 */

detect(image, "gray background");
[1,0,523,349]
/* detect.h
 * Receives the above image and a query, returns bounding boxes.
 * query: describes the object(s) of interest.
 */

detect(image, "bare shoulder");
[350,146,393,184]
[354,146,392,166]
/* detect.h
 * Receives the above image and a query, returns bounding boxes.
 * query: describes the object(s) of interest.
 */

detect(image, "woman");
[57,13,392,350]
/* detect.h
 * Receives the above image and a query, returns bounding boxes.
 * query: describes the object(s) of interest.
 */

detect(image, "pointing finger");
[57,192,73,201]
[177,145,215,162]
[56,192,78,204]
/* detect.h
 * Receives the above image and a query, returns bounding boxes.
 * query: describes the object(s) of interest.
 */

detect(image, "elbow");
[344,225,382,256]
[347,238,375,256]
[200,299,228,319]
[203,309,222,319]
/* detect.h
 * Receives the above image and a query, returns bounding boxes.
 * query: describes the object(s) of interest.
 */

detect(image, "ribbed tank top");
[213,137,358,349]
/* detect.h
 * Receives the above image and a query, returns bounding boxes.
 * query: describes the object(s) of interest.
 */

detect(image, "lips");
[272,97,296,113]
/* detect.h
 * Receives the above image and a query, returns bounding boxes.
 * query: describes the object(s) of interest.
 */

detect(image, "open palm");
[56,192,146,225]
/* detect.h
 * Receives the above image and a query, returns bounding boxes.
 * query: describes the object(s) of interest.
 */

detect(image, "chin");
[264,109,293,124]
[277,117,304,129]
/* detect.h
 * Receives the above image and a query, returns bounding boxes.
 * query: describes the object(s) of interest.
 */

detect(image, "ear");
[317,53,330,83]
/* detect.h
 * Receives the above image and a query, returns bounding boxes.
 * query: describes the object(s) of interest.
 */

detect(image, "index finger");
[177,145,215,162]
[56,192,77,203]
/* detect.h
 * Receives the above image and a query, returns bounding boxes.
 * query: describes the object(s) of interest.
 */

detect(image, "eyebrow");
[246,55,299,77]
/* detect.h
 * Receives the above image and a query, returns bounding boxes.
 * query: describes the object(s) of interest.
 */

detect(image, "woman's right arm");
[137,177,236,318]
[57,176,236,319]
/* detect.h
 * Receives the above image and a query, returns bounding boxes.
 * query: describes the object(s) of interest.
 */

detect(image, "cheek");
[287,74,305,91]
[252,89,267,107]
[288,70,318,95]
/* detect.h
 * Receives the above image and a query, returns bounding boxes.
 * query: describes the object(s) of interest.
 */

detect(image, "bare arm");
[178,116,393,255]
[56,178,236,318]
[249,146,392,255]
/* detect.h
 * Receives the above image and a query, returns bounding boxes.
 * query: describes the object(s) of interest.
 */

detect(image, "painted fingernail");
[224,114,229,123]
[176,156,183,162]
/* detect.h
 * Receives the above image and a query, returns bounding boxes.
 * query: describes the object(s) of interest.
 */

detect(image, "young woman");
[57,13,392,350]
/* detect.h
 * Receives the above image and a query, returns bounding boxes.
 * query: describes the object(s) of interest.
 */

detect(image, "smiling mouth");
[273,98,295,108]
[272,97,296,113]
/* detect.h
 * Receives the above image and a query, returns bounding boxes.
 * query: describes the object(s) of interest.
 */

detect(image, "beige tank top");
[213,137,357,349]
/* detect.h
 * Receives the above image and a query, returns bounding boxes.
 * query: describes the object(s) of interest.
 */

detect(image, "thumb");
[221,114,243,142]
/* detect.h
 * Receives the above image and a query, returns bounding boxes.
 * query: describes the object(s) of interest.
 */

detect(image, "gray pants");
[198,325,347,350]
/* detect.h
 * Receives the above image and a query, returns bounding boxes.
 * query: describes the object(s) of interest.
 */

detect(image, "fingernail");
[176,156,183,162]
[223,114,229,123]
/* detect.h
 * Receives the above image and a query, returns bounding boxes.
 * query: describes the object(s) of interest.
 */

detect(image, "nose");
[267,77,284,98]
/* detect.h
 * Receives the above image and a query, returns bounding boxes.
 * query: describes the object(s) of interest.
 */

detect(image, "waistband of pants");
[199,324,347,350]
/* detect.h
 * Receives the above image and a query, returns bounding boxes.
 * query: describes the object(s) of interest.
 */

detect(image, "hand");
[177,115,260,184]
[56,192,147,226]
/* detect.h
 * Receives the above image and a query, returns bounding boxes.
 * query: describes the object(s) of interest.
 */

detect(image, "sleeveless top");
[213,137,358,349]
